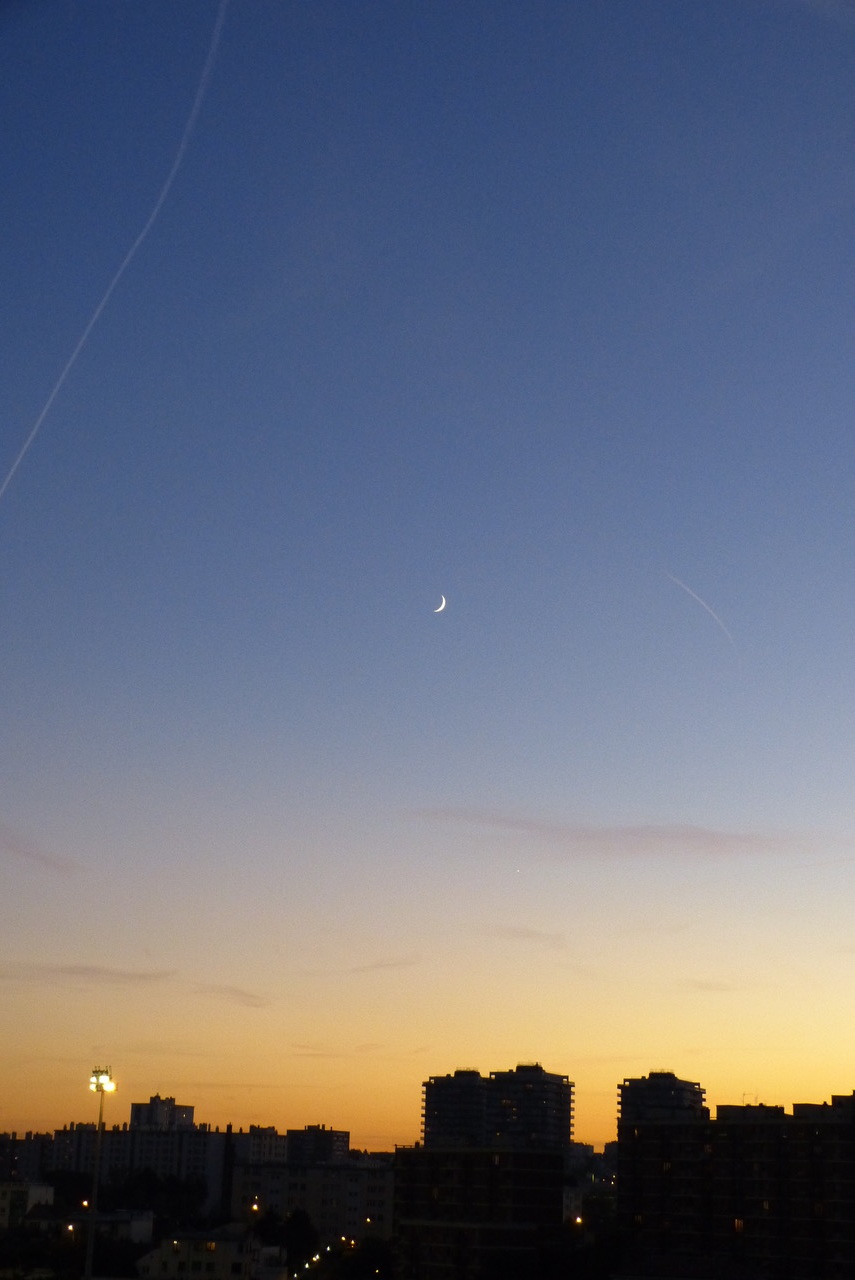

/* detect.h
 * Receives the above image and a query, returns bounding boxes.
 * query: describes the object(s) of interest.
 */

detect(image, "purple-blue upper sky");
[3,0,855,1146]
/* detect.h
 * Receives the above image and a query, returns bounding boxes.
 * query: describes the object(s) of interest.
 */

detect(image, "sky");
[2,0,855,1151]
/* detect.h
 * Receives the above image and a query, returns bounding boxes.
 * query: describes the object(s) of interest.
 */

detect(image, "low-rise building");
[232,1151,394,1243]
[0,1181,53,1230]
[137,1227,263,1280]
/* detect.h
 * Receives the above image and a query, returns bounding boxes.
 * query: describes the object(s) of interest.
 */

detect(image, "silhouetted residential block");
[138,1226,264,1280]
[0,1181,53,1229]
[423,1063,573,1150]
[285,1124,349,1165]
[422,1072,487,1149]
[233,1126,288,1165]
[395,1144,565,1280]
[28,1204,153,1244]
[489,1064,574,1150]
[0,1132,53,1182]
[49,1119,230,1216]
[130,1094,195,1130]
[232,1151,394,1243]
[618,1079,855,1279]
[619,1070,709,1125]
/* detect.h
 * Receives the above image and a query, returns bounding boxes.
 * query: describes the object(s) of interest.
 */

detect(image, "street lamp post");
[83,1067,116,1280]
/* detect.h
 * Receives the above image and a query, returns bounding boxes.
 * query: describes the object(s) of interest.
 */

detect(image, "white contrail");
[0,0,230,505]
[666,572,739,656]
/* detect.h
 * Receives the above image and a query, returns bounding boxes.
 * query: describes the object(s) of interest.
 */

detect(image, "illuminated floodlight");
[89,1067,116,1093]
[84,1065,116,1280]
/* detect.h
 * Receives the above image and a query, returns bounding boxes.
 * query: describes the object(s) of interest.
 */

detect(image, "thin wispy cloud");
[290,1043,346,1060]
[683,978,748,994]
[181,1079,287,1092]
[194,983,270,1009]
[420,809,795,858]
[125,1041,223,1058]
[289,1042,385,1059]
[665,572,739,663]
[0,965,268,1008]
[791,854,855,870]
[348,956,421,974]
[482,925,565,950]
[0,822,74,874]
[0,964,176,987]
[0,0,230,506]
[621,918,691,937]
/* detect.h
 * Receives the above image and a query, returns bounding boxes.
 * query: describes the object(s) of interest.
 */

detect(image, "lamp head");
[89,1067,116,1093]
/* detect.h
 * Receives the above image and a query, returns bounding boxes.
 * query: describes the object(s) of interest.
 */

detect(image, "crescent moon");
[434,595,447,613]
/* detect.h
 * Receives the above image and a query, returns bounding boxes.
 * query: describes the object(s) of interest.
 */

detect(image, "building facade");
[230,1133,394,1245]
[137,1227,265,1280]
[130,1094,195,1130]
[395,1145,565,1280]
[617,1077,855,1278]
[422,1064,573,1151]
[285,1125,349,1165]
[619,1070,709,1125]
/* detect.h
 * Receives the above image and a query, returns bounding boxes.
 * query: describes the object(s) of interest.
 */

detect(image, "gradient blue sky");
[3,0,855,1148]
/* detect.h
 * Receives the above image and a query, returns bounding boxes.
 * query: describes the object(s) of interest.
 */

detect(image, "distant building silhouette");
[618,1074,855,1278]
[423,1063,573,1150]
[49,1117,230,1216]
[231,1127,394,1244]
[395,1145,565,1280]
[619,1070,709,1125]
[285,1124,349,1165]
[422,1070,487,1148]
[138,1225,264,1280]
[617,1071,712,1276]
[0,1131,53,1183]
[0,1107,392,1241]
[130,1094,195,1130]
[0,1181,53,1230]
[400,1062,574,1279]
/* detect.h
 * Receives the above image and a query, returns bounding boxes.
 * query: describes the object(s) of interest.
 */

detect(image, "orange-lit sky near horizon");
[6,825,855,1151]
[5,0,855,1154]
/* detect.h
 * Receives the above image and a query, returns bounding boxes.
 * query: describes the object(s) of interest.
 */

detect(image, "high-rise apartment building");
[285,1124,349,1164]
[617,1071,711,1276]
[395,1145,565,1280]
[618,1070,708,1124]
[422,1070,488,1148]
[488,1063,573,1150]
[422,1063,573,1151]
[130,1094,195,1130]
[617,1077,855,1278]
